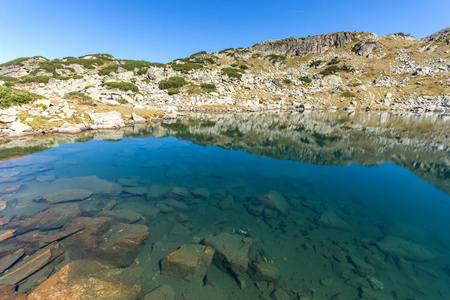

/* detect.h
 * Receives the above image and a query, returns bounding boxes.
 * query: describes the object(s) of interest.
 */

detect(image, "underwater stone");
[204,232,253,276]
[124,186,148,196]
[250,261,281,282]
[144,284,175,300]
[317,210,352,231]
[161,244,215,282]
[41,188,93,204]
[271,289,290,300]
[27,260,141,300]
[359,287,394,300]
[191,188,210,199]
[258,191,290,215]
[166,187,190,200]
[376,235,436,261]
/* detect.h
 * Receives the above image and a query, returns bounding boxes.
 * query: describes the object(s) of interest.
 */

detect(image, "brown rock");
[39,224,85,247]
[97,223,150,267]
[144,284,175,300]
[28,260,141,300]
[8,203,81,234]
[250,261,280,282]
[0,243,64,285]
[0,229,15,243]
[0,218,10,226]
[99,209,143,223]
[0,284,27,300]
[124,186,147,196]
[47,176,123,196]
[258,191,290,215]
[0,198,18,212]
[161,244,215,282]
[0,184,23,196]
[204,232,253,276]
[41,188,93,204]
[0,248,24,273]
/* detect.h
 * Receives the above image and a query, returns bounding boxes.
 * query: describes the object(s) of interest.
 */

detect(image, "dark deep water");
[0,111,449,299]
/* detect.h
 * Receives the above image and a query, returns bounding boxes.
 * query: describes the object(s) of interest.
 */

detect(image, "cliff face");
[252,31,362,56]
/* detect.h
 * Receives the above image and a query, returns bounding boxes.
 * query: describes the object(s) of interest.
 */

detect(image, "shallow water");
[0,111,449,299]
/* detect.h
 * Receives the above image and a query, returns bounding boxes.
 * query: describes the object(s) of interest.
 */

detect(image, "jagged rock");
[161,244,215,282]
[144,285,175,300]
[376,235,436,261]
[258,191,290,215]
[41,188,93,203]
[0,229,15,243]
[317,210,352,231]
[27,260,142,300]
[352,39,383,57]
[132,112,146,122]
[39,224,85,247]
[203,232,253,276]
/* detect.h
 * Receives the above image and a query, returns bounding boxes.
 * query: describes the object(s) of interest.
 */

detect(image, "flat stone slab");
[144,285,175,300]
[204,232,253,276]
[41,188,93,203]
[0,243,64,285]
[0,229,15,243]
[28,260,141,300]
[161,244,215,282]
[250,261,280,282]
[191,188,210,199]
[47,176,123,196]
[0,248,24,274]
[124,186,147,196]
[377,235,436,261]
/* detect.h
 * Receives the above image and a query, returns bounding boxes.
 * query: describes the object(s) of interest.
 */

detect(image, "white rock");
[132,112,146,122]
[9,121,32,132]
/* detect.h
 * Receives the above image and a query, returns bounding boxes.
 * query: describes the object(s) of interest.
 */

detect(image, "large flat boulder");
[41,188,93,204]
[47,176,123,197]
[161,244,215,282]
[27,260,141,300]
[203,232,253,276]
[376,235,436,261]
[317,210,352,231]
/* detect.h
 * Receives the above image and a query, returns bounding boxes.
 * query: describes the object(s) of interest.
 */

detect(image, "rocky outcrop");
[352,39,383,57]
[252,31,361,56]
[422,26,450,43]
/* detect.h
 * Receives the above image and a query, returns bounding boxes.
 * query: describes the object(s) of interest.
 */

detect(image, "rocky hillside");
[0,27,449,137]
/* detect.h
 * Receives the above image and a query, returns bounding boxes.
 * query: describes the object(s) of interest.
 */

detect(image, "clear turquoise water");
[0,112,449,299]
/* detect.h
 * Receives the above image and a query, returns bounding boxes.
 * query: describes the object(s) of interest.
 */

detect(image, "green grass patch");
[341,91,356,98]
[221,68,243,79]
[200,83,216,91]
[347,82,362,87]
[283,78,292,84]
[299,77,312,83]
[101,82,139,93]
[20,76,50,84]
[0,57,30,67]
[328,57,340,65]
[64,91,93,102]
[265,54,286,64]
[309,60,323,67]
[0,86,43,108]
[168,88,181,95]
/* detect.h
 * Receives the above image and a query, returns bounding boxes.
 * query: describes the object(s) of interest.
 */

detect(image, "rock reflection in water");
[0,111,449,299]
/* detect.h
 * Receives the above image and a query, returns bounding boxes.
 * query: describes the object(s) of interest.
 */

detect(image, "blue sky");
[0,0,448,64]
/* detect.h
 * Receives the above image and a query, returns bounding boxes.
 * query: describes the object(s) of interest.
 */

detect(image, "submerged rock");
[144,284,175,300]
[204,232,253,276]
[47,176,123,197]
[258,191,290,215]
[41,188,93,203]
[249,261,280,282]
[27,260,142,300]
[161,244,215,282]
[376,235,436,261]
[317,210,352,231]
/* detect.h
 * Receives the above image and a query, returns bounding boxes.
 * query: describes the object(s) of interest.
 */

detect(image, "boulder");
[376,236,436,261]
[203,232,253,276]
[97,223,150,267]
[47,176,123,196]
[321,74,342,86]
[146,185,170,200]
[27,260,141,300]
[88,111,125,127]
[166,187,190,200]
[0,249,24,273]
[9,122,32,132]
[41,188,93,204]
[131,112,146,123]
[191,188,210,199]
[258,191,290,215]
[161,244,215,282]
[317,210,352,231]
[124,186,147,196]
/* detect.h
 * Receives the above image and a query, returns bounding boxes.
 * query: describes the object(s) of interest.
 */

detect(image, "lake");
[0,111,449,299]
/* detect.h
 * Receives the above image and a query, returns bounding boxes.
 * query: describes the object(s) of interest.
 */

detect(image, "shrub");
[171,62,203,73]
[101,82,139,93]
[158,76,187,89]
[98,65,118,75]
[328,57,340,65]
[340,65,355,72]
[0,86,43,108]
[299,77,312,83]
[309,60,323,67]
[0,57,30,67]
[20,76,50,83]
[341,91,356,98]
[200,83,216,90]
[64,91,93,102]
[136,68,148,75]
[168,88,180,95]
[221,68,243,79]
[320,66,341,76]
[118,99,128,104]
[283,78,292,84]
[0,76,20,84]
[347,82,362,87]
[239,65,249,70]
[265,54,286,64]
